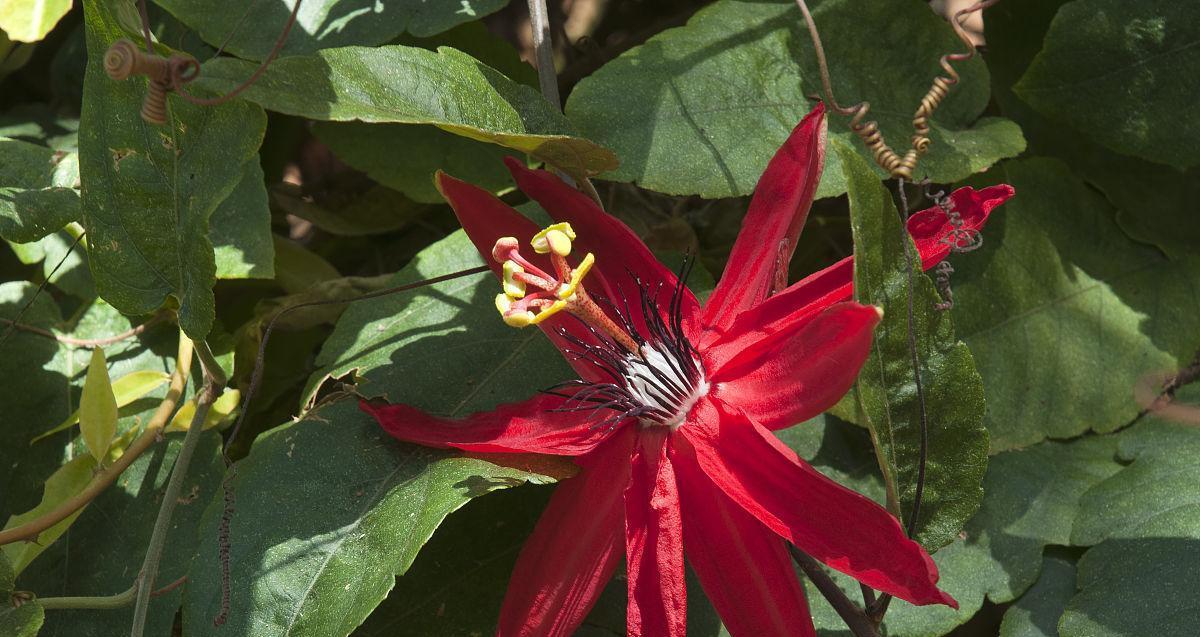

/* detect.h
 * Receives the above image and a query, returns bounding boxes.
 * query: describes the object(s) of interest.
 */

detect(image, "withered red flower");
[362,103,1013,637]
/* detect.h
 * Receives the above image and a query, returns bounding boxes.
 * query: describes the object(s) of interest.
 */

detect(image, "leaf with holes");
[79,0,266,338]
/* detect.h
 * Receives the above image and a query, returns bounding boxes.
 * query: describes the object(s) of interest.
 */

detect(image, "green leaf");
[209,159,275,280]
[564,0,1024,199]
[1000,553,1078,637]
[311,122,520,203]
[987,0,1200,262]
[1073,412,1200,545]
[837,139,987,550]
[32,368,169,443]
[1059,536,1198,637]
[154,0,509,61]
[953,158,1200,450]
[166,388,240,433]
[192,46,617,181]
[16,433,226,637]
[1,454,97,575]
[0,287,177,524]
[0,555,42,637]
[80,0,267,338]
[307,230,574,407]
[79,347,119,463]
[0,137,80,243]
[182,399,571,637]
[1015,0,1200,169]
[0,0,71,43]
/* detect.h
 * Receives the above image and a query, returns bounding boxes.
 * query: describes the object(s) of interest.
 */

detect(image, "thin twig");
[0,337,194,547]
[868,180,931,623]
[0,233,85,352]
[526,0,561,109]
[35,576,187,610]
[523,0,604,208]
[0,312,164,348]
[789,545,880,637]
[130,336,222,637]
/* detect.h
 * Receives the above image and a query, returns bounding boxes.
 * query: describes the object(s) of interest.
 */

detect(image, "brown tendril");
[794,0,1000,179]
[104,0,303,125]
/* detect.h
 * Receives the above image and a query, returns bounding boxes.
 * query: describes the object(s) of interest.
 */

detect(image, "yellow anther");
[502,261,527,298]
[530,300,568,324]
[556,252,595,300]
[495,294,535,327]
[531,222,576,256]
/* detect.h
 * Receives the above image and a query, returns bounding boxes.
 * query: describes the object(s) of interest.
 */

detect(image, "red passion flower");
[362,103,1014,637]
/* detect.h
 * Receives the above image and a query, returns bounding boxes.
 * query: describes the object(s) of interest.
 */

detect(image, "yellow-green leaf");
[166,389,241,433]
[0,0,72,43]
[31,369,170,444]
[78,347,118,463]
[1,455,96,575]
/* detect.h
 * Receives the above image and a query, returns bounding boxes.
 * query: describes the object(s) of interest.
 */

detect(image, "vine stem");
[0,337,194,547]
[788,545,880,637]
[129,338,225,637]
[523,0,604,209]
[867,178,931,623]
[36,576,186,610]
[0,312,164,348]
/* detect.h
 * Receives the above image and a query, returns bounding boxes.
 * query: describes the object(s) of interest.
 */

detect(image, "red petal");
[435,170,613,382]
[678,399,956,608]
[673,450,816,637]
[706,184,1014,347]
[498,428,636,636]
[907,184,1015,269]
[704,302,880,430]
[701,104,827,332]
[359,394,610,456]
[625,428,687,637]
[504,158,701,338]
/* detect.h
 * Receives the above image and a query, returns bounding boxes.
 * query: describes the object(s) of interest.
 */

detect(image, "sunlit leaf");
[78,347,118,463]
[32,369,169,443]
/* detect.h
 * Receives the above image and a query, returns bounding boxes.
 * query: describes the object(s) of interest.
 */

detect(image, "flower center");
[490,223,707,431]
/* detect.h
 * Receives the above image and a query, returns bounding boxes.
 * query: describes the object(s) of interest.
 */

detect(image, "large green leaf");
[153,0,509,61]
[1015,0,1200,169]
[0,136,79,243]
[17,434,225,637]
[311,122,520,203]
[953,158,1200,451]
[838,139,987,550]
[565,0,1023,199]
[79,0,267,338]
[193,46,617,181]
[0,555,42,637]
[999,553,1078,637]
[181,399,570,637]
[987,0,1200,261]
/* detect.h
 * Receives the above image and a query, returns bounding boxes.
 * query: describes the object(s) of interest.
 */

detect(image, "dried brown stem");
[0,312,164,348]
